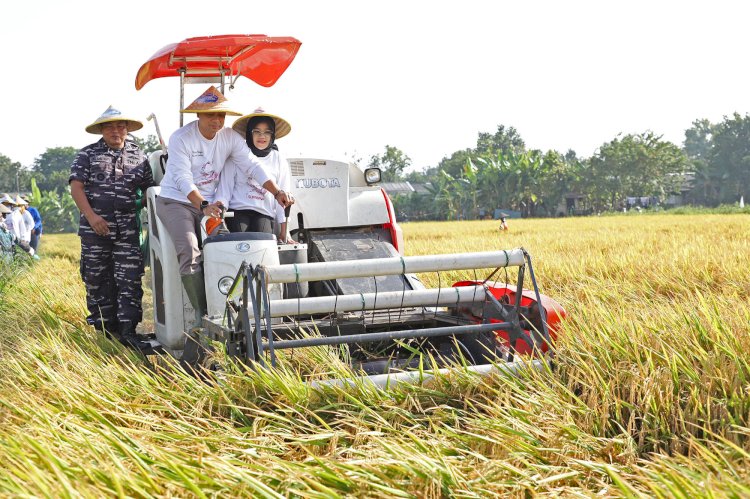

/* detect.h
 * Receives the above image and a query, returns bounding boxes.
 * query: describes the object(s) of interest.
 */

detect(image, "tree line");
[0,116,748,231]
[372,114,750,220]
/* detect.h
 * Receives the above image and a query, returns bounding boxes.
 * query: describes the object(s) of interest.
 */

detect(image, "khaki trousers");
[155,196,202,275]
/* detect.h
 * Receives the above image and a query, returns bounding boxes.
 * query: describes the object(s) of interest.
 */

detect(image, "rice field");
[0,213,749,497]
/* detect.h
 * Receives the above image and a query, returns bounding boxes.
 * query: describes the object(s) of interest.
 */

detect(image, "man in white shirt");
[155,86,293,361]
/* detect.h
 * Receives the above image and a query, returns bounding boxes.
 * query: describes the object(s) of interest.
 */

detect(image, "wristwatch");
[274,190,284,199]
[200,200,209,211]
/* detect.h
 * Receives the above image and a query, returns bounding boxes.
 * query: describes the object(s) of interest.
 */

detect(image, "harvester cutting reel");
[202,248,565,379]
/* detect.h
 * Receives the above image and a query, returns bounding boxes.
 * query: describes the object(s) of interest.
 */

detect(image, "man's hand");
[276,191,294,208]
[202,201,225,218]
[87,212,110,236]
[70,180,110,236]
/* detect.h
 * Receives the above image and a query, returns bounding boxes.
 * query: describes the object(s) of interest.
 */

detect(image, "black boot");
[180,271,207,331]
[118,320,156,355]
[92,319,120,341]
[180,271,208,366]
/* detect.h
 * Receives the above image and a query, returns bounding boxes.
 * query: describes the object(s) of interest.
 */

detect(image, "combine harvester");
[137,34,566,386]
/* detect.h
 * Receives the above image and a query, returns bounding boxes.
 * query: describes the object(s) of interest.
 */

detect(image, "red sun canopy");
[135,34,302,90]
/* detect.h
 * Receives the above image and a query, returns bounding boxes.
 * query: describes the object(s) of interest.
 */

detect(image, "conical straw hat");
[85,106,144,134]
[181,86,241,115]
[232,107,292,140]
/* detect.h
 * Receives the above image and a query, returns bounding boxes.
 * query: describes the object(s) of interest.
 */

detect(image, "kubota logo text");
[296,178,342,188]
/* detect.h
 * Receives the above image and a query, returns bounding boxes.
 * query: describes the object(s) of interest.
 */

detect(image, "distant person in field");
[69,106,155,352]
[0,203,14,263]
[155,86,292,362]
[0,197,8,231]
[13,195,35,246]
[217,107,296,243]
[0,194,35,259]
[22,195,43,253]
[499,215,509,231]
[2,194,23,242]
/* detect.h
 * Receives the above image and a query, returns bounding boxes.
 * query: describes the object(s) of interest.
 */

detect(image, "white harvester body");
[284,158,403,252]
[145,156,398,358]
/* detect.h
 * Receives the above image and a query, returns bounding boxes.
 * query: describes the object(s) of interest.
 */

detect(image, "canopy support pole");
[179,68,186,127]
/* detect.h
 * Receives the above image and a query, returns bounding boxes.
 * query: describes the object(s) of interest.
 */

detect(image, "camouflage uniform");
[69,138,155,330]
[0,223,14,264]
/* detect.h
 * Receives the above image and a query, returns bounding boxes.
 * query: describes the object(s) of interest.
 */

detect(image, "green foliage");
[437,125,526,181]
[34,182,78,233]
[367,145,411,182]
[706,112,750,203]
[475,124,525,157]
[435,148,472,180]
[132,134,162,155]
[587,132,688,211]
[31,147,77,192]
[0,153,32,193]
[662,203,750,215]
[683,114,750,206]
[401,124,593,220]
[407,145,588,221]
[683,118,712,161]
[29,178,41,206]
[395,116,750,220]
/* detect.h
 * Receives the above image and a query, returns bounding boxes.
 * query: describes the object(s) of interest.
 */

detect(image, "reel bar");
[260,249,525,284]
[271,321,511,350]
[250,285,487,319]
[310,360,545,390]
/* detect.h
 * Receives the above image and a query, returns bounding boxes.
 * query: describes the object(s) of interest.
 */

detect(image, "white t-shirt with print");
[159,121,270,203]
[216,149,291,222]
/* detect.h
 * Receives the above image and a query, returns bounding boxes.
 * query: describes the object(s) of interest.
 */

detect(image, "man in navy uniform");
[69,106,155,352]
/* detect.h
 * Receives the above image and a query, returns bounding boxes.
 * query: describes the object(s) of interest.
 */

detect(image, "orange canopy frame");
[135,34,302,90]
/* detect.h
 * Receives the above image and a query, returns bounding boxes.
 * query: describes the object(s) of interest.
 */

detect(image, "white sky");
[1,0,748,172]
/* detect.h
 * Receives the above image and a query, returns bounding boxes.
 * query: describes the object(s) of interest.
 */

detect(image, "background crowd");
[0,193,42,263]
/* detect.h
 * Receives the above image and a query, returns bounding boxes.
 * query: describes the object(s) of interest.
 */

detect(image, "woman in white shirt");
[217,108,295,243]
